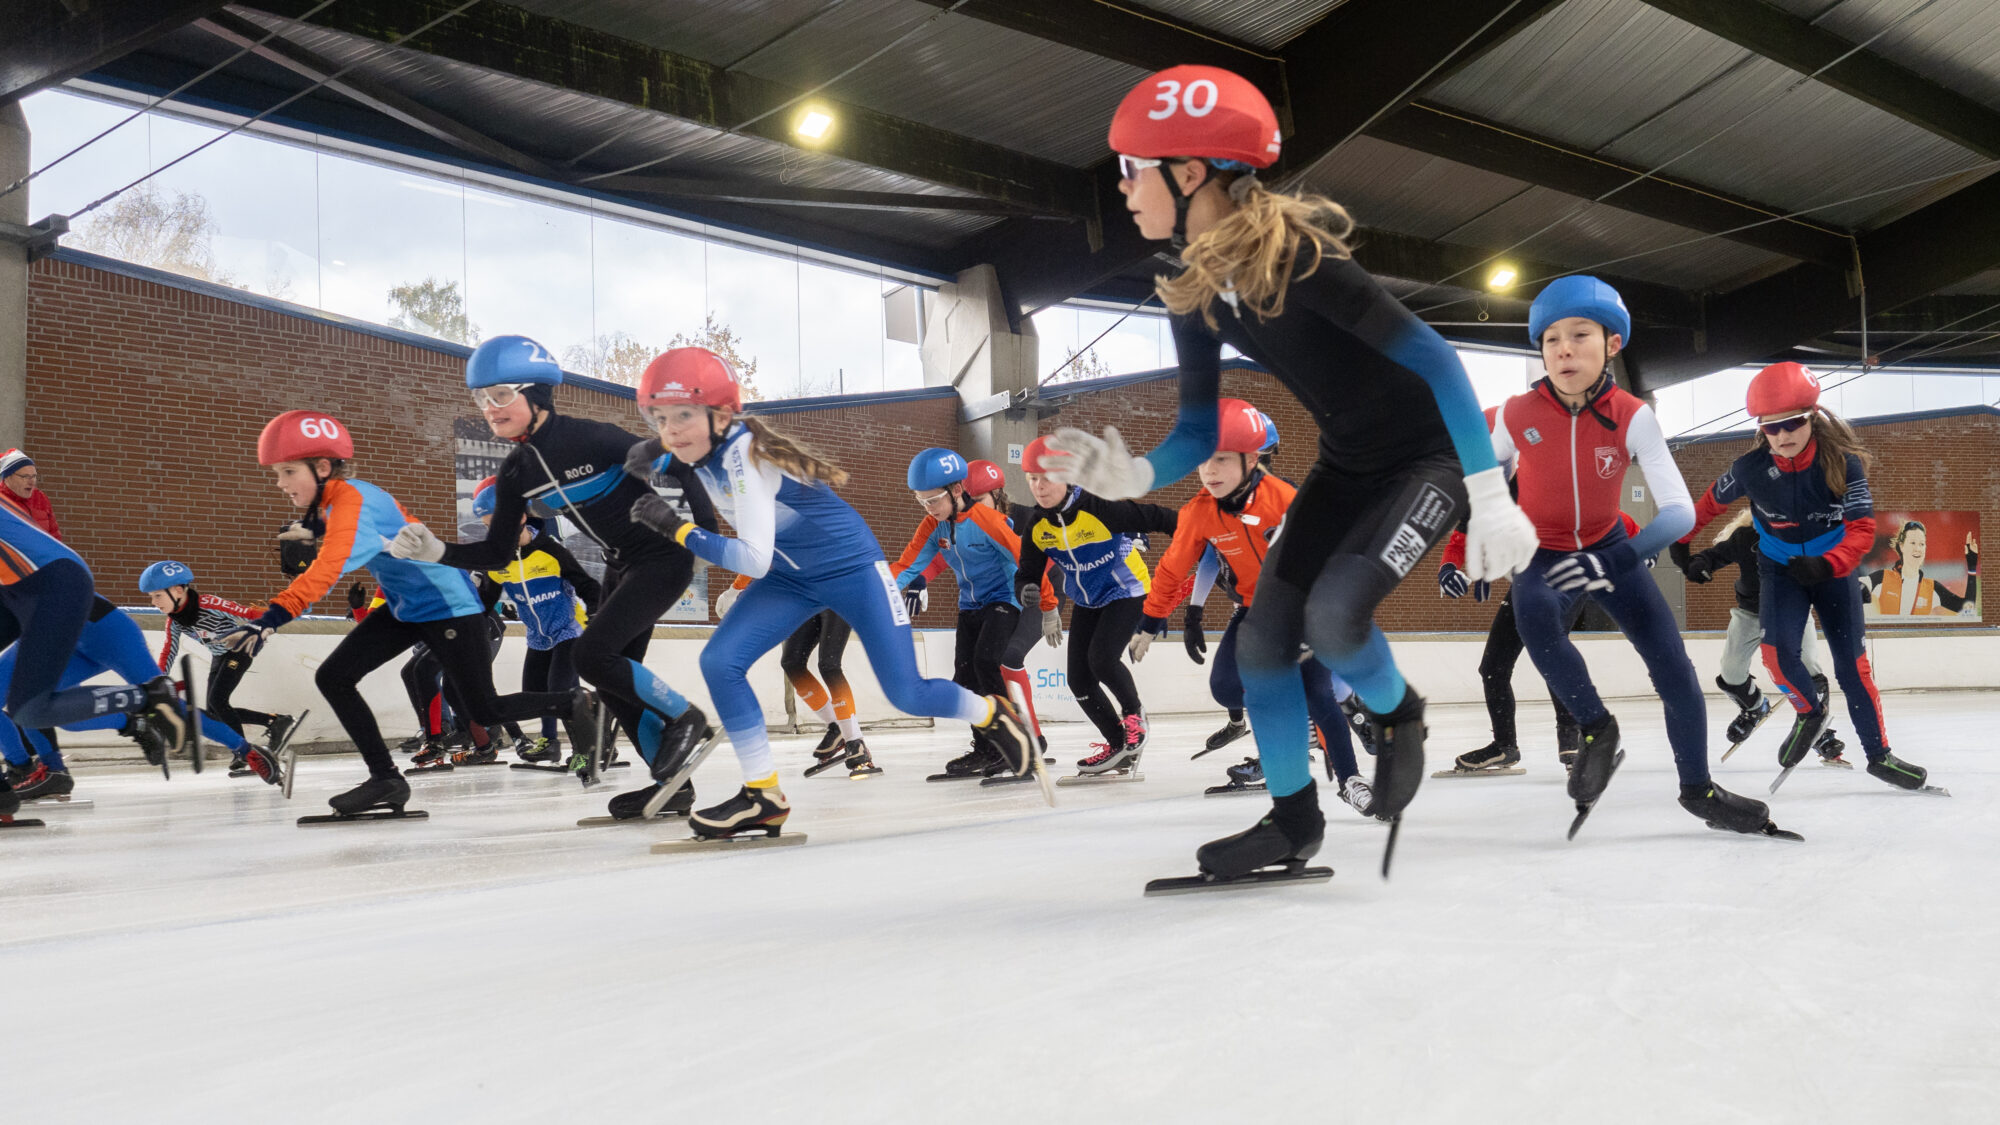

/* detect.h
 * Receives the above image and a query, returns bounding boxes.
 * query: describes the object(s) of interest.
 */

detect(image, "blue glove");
[1546,542,1638,594]
[1472,579,1492,602]
[1438,563,1469,598]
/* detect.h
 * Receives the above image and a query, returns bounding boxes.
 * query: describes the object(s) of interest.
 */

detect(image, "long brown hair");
[1156,174,1355,329]
[1755,408,1871,495]
[739,415,848,487]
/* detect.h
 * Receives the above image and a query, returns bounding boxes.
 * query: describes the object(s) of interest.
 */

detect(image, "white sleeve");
[1624,405,1694,554]
[1489,403,1518,478]
[686,436,783,579]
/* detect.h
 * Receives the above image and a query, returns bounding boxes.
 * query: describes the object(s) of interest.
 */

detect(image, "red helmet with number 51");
[258,410,353,465]
[1109,65,1281,169]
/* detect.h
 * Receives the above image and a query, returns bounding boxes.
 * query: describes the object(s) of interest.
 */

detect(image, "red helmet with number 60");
[1745,361,1821,419]
[963,459,1005,497]
[637,347,743,416]
[258,410,353,465]
[1214,398,1269,454]
[1109,65,1281,169]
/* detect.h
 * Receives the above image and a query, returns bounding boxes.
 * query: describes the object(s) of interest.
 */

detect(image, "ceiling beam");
[249,0,1095,217]
[1,0,226,106]
[1627,169,2000,388]
[1367,102,1853,268]
[1639,0,2000,159]
[195,10,557,178]
[595,173,1049,216]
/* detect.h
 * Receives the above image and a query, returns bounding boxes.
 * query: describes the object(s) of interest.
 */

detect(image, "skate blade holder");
[575,812,687,827]
[1430,767,1525,779]
[1144,861,1333,897]
[1204,782,1266,797]
[0,815,48,830]
[650,831,807,855]
[1057,768,1144,787]
[297,807,429,826]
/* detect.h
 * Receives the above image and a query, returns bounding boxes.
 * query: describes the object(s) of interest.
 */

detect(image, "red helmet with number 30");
[258,410,353,465]
[1745,361,1821,419]
[1109,65,1281,169]
[637,347,743,416]
[1214,398,1269,454]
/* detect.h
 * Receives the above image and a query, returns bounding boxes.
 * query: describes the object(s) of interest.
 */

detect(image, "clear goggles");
[914,489,953,509]
[1117,155,1163,182]
[472,383,532,410]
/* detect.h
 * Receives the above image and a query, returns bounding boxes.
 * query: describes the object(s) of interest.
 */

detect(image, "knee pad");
[1302,594,1372,667]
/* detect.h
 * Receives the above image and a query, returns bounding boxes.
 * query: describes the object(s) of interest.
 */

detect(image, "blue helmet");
[1528,275,1631,346]
[466,335,563,389]
[471,485,497,518]
[907,447,969,492]
[1257,411,1279,453]
[140,560,194,592]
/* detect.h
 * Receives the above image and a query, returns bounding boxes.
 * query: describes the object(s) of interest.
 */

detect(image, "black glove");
[1669,541,1693,574]
[1684,555,1715,584]
[624,437,665,484]
[1182,604,1207,665]
[346,581,369,612]
[630,494,687,540]
[902,573,927,618]
[1786,555,1834,586]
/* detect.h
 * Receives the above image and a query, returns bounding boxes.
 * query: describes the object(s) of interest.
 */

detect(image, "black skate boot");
[410,740,452,771]
[561,688,602,770]
[1556,721,1582,772]
[973,695,1036,777]
[1566,714,1626,839]
[1122,711,1149,757]
[1679,780,1800,840]
[1769,707,1831,793]
[1717,675,1771,758]
[1365,687,1428,821]
[1187,782,1327,884]
[243,744,285,787]
[13,765,74,802]
[1076,738,1137,776]
[265,714,297,753]
[0,779,18,821]
[1199,715,1250,758]
[228,751,249,773]
[141,676,190,755]
[1449,741,1521,774]
[648,704,715,784]
[394,734,427,754]
[804,726,857,777]
[843,740,882,779]
[1814,726,1850,767]
[2,757,33,787]
[609,781,694,819]
[450,744,499,766]
[1867,752,1945,794]
[690,784,791,839]
[517,735,561,763]
[1338,774,1378,819]
[814,721,845,755]
[1342,697,1376,756]
[327,774,413,817]
[931,741,992,780]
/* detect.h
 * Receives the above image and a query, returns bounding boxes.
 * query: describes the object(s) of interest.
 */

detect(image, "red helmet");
[1215,398,1269,454]
[964,459,1005,497]
[1021,436,1057,474]
[1108,66,1282,169]
[1746,361,1820,418]
[258,411,353,465]
[476,475,498,493]
[637,347,742,415]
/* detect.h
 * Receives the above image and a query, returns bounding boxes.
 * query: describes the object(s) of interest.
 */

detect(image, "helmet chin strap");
[1156,162,1193,251]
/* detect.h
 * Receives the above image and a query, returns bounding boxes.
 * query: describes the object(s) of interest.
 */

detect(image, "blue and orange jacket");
[1014,487,1177,610]
[0,491,82,585]
[893,504,1056,612]
[270,478,483,624]
[1683,439,1875,576]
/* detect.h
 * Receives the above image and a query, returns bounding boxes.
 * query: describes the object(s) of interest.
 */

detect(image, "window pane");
[463,186,591,359]
[317,153,466,337]
[704,240,799,398]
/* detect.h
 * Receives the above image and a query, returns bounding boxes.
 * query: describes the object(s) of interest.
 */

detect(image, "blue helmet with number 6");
[907,447,969,492]
[140,560,194,592]
[466,335,563,388]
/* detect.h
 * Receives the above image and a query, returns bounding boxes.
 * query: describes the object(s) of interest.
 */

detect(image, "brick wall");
[26,254,1995,634]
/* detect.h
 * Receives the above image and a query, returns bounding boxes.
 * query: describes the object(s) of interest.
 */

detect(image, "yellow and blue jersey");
[480,531,599,650]
[1014,486,1177,609]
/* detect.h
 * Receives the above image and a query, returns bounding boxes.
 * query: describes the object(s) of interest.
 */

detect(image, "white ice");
[4,699,1995,1123]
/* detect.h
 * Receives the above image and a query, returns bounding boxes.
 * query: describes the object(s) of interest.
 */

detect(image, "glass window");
[316,151,467,338]
[798,258,886,396]
[463,185,591,357]
[703,239,800,398]
[19,91,151,227]
[1910,373,1985,413]
[587,213,707,384]
[141,114,319,303]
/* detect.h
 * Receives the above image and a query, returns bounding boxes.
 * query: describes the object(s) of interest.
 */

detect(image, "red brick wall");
[26,256,1993,633]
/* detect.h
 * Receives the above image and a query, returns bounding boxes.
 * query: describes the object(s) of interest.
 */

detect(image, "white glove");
[389,522,446,563]
[1041,608,1063,650]
[1127,631,1154,663]
[1547,551,1617,594]
[276,522,315,542]
[1460,468,1539,581]
[1042,426,1154,499]
[715,586,739,619]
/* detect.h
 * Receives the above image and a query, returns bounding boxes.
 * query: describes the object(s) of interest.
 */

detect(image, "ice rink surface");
[4,697,1994,1124]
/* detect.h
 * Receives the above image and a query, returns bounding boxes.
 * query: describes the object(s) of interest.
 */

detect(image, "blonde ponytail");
[1156,176,1355,329]
[741,416,848,487]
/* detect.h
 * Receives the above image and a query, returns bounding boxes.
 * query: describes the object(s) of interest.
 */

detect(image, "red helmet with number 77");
[258,410,353,465]
[1745,361,1821,419]
[1109,66,1281,169]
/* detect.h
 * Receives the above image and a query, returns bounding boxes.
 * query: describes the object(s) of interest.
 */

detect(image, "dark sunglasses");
[1759,414,1811,436]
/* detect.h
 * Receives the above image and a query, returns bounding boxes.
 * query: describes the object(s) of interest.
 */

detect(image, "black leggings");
[524,638,578,738]
[953,603,1020,697]
[206,651,274,736]
[400,645,445,735]
[316,610,564,777]
[1067,596,1146,745]
[1481,590,1580,748]
[571,550,696,752]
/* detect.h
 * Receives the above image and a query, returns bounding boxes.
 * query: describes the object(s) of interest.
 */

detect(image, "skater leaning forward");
[1680,362,1938,794]
[1044,65,1541,886]
[627,346,1044,839]
[140,560,297,771]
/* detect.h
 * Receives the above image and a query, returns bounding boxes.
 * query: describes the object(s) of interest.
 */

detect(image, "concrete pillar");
[0,102,27,452]
[918,264,1041,494]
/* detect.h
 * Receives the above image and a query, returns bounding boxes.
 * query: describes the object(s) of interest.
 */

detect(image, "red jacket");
[9,488,59,541]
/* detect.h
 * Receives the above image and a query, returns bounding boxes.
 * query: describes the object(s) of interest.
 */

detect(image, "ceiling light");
[1487,265,1517,291]
[795,109,834,142]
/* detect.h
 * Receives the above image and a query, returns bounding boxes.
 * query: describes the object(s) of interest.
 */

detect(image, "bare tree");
[562,332,655,386]
[1049,346,1113,384]
[667,313,763,402]
[70,182,235,285]
[387,277,479,344]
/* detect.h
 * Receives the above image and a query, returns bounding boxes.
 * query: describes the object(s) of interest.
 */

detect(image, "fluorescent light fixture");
[1487,266,1517,290]
[795,109,834,141]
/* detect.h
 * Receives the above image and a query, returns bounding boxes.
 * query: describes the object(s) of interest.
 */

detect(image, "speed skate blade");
[1707,821,1805,841]
[278,708,308,800]
[1057,770,1143,786]
[650,832,807,855]
[1205,783,1265,797]
[297,809,429,826]
[1380,815,1402,879]
[0,816,47,830]
[978,772,1038,788]
[27,797,93,811]
[182,655,203,775]
[576,813,686,827]
[1768,765,1797,794]
[1430,767,1526,779]
[641,732,723,820]
[1144,865,1333,896]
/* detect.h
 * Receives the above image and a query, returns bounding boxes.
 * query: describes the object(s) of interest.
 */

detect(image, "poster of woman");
[1859,511,1980,622]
